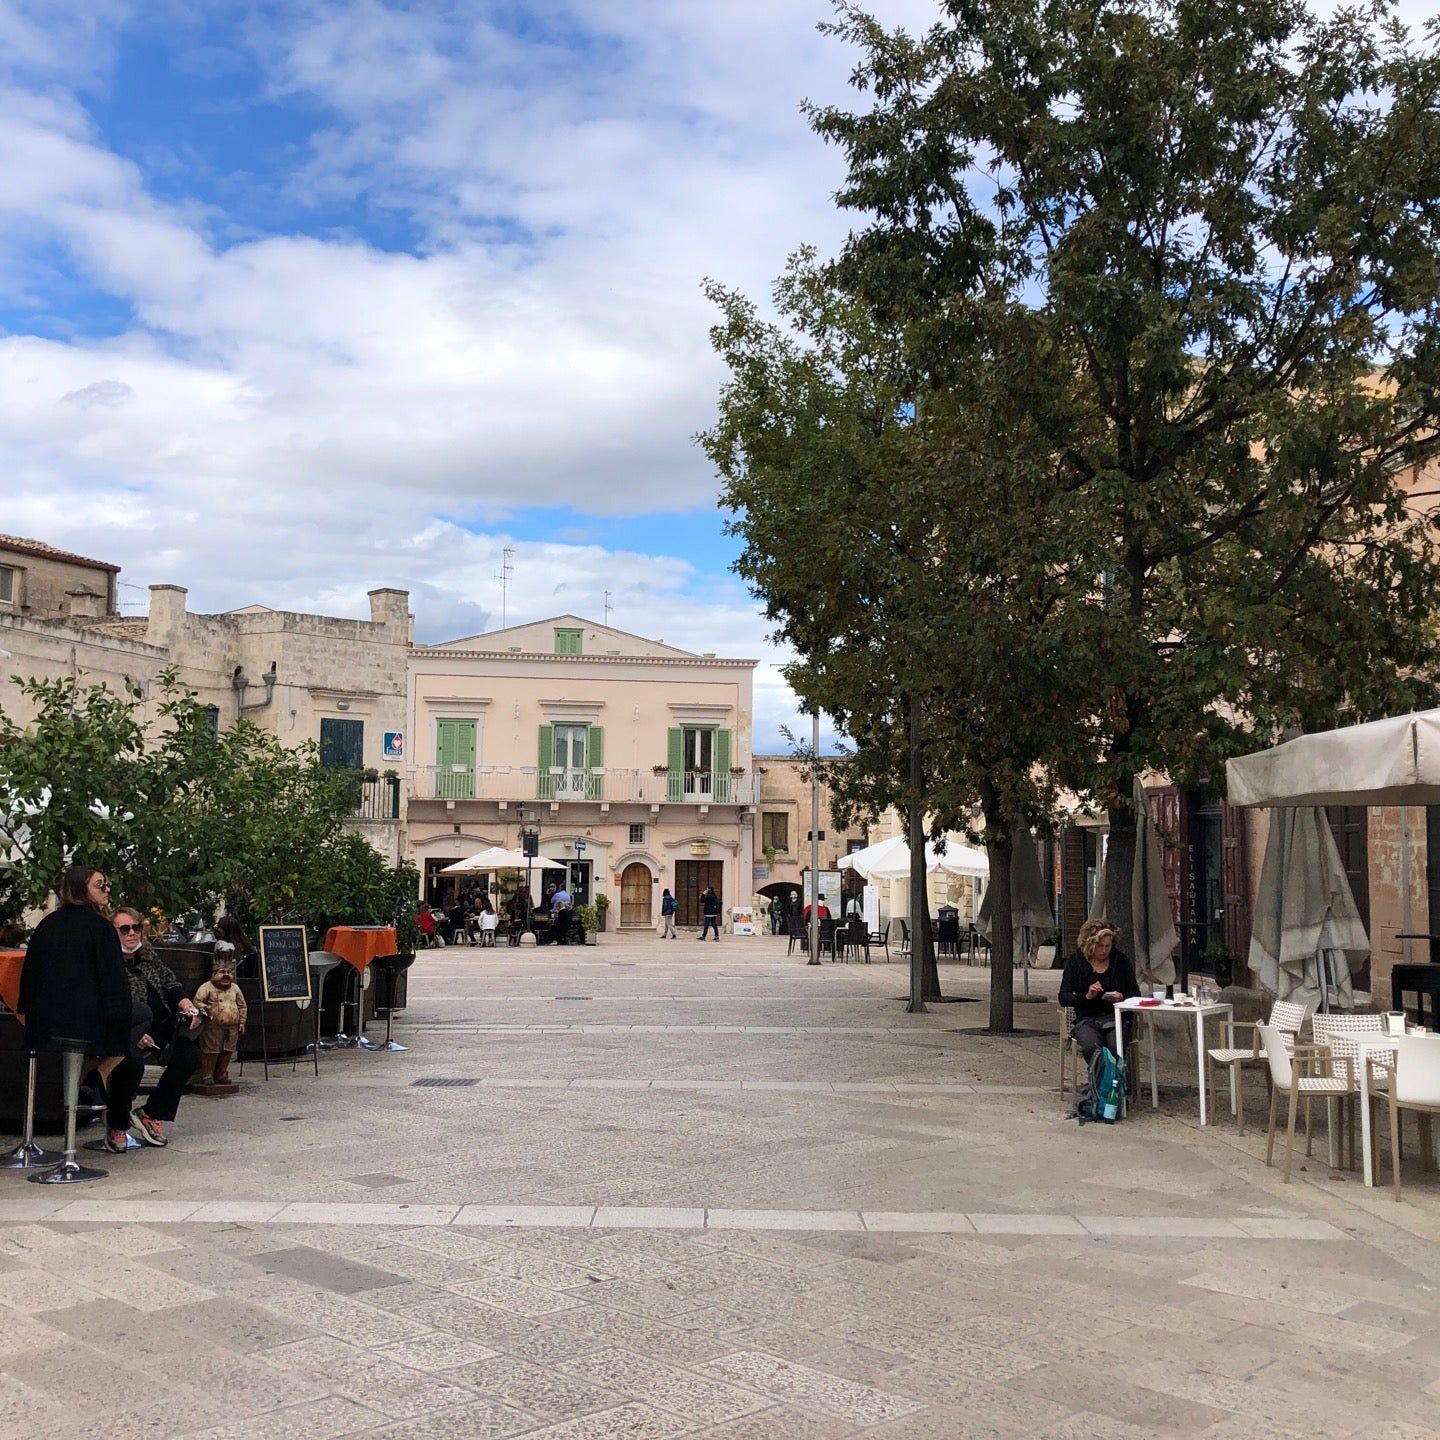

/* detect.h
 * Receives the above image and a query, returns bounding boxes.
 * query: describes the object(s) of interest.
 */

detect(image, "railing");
[352,774,401,820]
[410,765,758,806]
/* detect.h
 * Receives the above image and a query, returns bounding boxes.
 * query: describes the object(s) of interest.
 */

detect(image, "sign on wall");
[383,731,405,761]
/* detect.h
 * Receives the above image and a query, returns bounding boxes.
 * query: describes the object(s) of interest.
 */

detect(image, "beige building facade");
[0,538,411,863]
[406,615,757,929]
[753,755,868,910]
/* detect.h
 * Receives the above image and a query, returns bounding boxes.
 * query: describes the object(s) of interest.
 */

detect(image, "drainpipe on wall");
[232,662,278,713]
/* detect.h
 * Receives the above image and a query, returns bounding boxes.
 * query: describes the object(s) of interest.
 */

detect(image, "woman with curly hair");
[1059,918,1140,1063]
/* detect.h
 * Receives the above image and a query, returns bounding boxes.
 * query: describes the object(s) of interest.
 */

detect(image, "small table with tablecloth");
[0,949,24,1019]
[323,927,397,1048]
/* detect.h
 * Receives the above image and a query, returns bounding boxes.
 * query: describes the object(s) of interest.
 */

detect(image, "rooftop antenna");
[603,589,613,626]
[496,545,515,628]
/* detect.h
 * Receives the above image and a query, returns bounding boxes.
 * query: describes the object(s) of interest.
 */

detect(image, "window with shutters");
[0,565,15,606]
[554,627,582,654]
[761,812,789,854]
[435,718,476,799]
[668,726,733,802]
[629,823,646,845]
[319,718,364,770]
[539,722,604,800]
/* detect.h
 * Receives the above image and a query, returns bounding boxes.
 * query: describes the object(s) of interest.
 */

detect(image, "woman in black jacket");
[18,865,131,1059]
[105,907,203,1149]
[1058,918,1140,1062]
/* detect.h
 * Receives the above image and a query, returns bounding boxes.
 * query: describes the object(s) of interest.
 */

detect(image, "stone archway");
[620,862,654,927]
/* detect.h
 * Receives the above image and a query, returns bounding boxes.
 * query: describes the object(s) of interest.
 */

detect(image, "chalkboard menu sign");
[258,926,312,1002]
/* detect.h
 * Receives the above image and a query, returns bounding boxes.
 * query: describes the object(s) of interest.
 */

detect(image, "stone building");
[0,534,119,623]
[753,755,869,913]
[406,615,757,929]
[0,536,411,863]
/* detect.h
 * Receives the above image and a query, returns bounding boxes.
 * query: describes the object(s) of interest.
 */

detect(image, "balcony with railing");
[410,765,758,806]
[348,773,401,821]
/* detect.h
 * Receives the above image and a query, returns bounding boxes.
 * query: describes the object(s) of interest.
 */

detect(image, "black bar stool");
[368,954,415,1052]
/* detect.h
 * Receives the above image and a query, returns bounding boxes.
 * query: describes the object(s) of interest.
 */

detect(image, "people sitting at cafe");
[550,885,574,944]
[416,904,440,947]
[476,900,500,946]
[106,905,204,1150]
[801,899,831,924]
[1058,918,1140,1063]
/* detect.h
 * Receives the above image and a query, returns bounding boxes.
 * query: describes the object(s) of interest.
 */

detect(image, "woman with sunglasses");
[18,865,132,1105]
[104,907,203,1149]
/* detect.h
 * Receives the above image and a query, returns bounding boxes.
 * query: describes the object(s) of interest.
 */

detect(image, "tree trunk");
[980,783,1014,1033]
[920,905,941,1001]
[906,693,928,1014]
[1103,805,1137,959]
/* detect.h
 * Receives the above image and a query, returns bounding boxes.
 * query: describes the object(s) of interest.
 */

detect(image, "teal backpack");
[1076,1046,1126,1124]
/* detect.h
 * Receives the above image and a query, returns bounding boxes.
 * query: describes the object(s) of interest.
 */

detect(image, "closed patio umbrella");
[1248,807,1369,1012]
[1090,778,1179,987]
[975,821,1053,997]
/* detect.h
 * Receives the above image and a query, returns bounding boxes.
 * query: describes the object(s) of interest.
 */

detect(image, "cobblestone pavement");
[1,935,1437,1438]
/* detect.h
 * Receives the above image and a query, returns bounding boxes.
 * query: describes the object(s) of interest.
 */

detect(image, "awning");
[1226,710,1440,808]
[442,847,568,874]
[837,834,989,882]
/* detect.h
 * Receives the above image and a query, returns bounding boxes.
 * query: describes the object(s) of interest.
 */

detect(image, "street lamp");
[518,806,539,945]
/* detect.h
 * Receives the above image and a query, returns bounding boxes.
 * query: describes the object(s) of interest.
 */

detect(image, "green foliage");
[0,672,420,943]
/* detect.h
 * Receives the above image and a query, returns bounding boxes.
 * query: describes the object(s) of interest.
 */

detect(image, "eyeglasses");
[92,878,111,890]
[115,923,141,934]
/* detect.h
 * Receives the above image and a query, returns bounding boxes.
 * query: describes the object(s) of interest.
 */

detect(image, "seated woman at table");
[105,906,203,1149]
[1059,919,1140,1063]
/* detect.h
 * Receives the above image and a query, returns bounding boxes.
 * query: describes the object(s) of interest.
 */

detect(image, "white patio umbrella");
[1090,777,1179,986]
[442,847,566,874]
[837,834,989,882]
[976,821,1053,997]
[1248,807,1369,1011]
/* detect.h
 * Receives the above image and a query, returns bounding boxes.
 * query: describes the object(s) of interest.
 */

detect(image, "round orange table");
[0,949,24,1019]
[324,926,397,974]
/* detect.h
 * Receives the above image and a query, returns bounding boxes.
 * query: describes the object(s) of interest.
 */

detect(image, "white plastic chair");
[1206,999,1306,1135]
[1260,1024,1353,1183]
[1384,1034,1440,1202]
[1312,1013,1390,1169]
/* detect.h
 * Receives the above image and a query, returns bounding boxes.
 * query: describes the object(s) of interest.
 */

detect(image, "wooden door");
[1221,803,1252,965]
[620,863,652,926]
[675,860,724,927]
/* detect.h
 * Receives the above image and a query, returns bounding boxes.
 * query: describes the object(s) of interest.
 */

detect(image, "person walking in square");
[659,888,677,939]
[700,885,722,941]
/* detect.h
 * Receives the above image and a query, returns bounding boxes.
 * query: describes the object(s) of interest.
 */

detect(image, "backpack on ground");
[1074,1045,1126,1124]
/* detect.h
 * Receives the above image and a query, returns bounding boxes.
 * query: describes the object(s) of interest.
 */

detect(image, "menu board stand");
[258,926,312,1081]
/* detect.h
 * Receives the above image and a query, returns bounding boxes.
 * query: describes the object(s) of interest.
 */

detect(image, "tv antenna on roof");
[497,545,515,628]
[603,589,613,626]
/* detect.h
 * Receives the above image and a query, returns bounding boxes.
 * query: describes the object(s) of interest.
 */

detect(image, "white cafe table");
[1113,996,1233,1126]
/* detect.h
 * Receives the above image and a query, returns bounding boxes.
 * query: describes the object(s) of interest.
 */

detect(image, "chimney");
[368,587,411,641]
[147,584,188,644]
[65,586,105,620]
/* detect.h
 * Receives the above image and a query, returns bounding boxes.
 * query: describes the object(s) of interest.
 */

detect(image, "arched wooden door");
[620,863,653,926]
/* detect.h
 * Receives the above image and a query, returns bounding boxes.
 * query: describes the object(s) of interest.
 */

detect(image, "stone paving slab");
[2,938,1439,1438]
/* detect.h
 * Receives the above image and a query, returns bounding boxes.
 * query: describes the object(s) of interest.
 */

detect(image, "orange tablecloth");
[324,926,397,974]
[0,948,23,1017]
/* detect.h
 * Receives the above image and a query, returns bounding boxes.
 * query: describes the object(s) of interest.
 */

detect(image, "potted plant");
[594,893,610,933]
[1199,942,1236,989]
[576,903,600,944]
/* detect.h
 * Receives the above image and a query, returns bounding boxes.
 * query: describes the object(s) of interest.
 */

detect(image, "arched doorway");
[620,863,653,927]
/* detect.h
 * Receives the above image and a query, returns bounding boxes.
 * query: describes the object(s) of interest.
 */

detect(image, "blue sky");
[1,0,936,747]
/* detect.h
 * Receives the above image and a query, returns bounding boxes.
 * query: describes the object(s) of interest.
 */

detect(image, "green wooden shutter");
[667,727,683,802]
[436,720,475,799]
[586,725,604,800]
[713,728,731,802]
[537,723,555,799]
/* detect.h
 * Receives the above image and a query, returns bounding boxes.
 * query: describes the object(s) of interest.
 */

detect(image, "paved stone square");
[1,935,1438,1438]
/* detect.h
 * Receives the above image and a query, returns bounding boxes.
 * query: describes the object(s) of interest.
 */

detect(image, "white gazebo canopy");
[837,834,989,882]
[1226,710,1440,809]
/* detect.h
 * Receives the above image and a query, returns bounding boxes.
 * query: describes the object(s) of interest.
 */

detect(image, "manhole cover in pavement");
[411,1078,481,1088]
[555,996,592,1001]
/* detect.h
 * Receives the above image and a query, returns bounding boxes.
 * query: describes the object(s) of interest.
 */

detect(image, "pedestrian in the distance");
[659,888,677,939]
[700,885,722,941]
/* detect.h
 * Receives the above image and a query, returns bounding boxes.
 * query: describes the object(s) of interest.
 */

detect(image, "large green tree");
[808,0,1440,950]
[705,258,1094,1024]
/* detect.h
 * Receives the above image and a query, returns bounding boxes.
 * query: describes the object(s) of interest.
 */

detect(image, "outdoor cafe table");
[1113,995,1233,1126]
[1352,1034,1440,1188]
[323,927,397,1048]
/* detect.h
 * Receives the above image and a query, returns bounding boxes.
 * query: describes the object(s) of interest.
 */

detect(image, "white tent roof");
[1227,710,1440,808]
[837,834,989,882]
[442,847,567,874]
